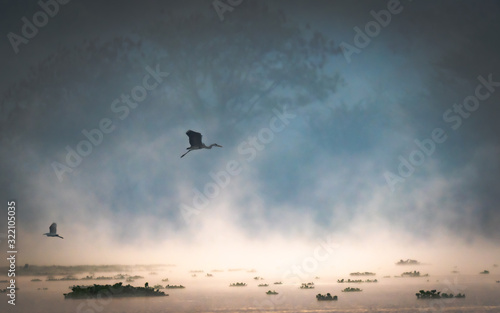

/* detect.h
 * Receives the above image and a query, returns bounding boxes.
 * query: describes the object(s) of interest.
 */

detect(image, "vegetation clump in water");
[337,278,377,283]
[396,259,420,265]
[165,284,185,289]
[341,287,362,292]
[401,271,428,277]
[349,272,375,276]
[316,293,338,300]
[64,282,167,299]
[300,282,315,289]
[415,290,465,299]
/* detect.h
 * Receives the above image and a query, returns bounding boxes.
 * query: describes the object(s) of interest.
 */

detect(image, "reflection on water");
[1,272,499,313]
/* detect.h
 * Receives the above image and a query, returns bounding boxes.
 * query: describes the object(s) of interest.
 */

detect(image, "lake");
[1,271,499,313]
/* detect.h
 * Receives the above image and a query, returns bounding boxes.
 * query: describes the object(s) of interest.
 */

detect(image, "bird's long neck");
[205,143,222,149]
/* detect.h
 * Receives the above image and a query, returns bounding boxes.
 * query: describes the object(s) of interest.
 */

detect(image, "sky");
[0,0,499,276]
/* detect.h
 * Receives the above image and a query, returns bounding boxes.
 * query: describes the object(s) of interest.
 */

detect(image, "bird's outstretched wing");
[186,130,202,147]
[49,223,57,234]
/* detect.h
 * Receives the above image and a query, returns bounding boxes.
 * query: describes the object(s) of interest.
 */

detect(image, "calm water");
[2,272,499,313]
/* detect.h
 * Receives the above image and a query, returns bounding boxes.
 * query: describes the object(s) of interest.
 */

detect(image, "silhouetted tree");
[1,2,342,138]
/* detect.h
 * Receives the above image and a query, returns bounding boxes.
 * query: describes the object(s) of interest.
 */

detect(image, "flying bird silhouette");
[181,130,222,158]
[43,223,64,239]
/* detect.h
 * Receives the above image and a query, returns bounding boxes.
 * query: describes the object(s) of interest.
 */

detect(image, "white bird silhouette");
[181,130,222,158]
[43,223,64,239]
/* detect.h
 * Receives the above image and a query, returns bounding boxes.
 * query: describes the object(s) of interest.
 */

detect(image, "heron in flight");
[181,130,222,158]
[43,223,64,239]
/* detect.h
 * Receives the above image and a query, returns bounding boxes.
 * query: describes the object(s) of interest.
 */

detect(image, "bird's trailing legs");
[180,149,193,158]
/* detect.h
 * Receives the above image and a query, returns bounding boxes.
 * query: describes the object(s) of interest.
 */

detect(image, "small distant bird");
[181,130,222,158]
[43,223,64,239]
